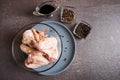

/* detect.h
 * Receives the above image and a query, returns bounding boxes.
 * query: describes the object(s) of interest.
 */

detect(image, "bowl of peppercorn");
[73,21,91,39]
[60,6,76,24]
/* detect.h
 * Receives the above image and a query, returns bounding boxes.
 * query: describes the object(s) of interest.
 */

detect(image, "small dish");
[60,6,76,24]
[73,21,91,39]
[33,1,59,17]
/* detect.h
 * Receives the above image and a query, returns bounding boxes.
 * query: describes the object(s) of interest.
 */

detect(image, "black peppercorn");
[73,21,91,39]
[61,8,75,23]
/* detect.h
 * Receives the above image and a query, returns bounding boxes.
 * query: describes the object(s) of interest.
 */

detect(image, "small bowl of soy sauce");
[33,1,59,17]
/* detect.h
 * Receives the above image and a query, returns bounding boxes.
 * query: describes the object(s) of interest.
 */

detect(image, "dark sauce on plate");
[39,4,55,14]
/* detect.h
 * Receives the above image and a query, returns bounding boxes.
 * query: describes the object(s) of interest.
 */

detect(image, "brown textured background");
[1,0,120,80]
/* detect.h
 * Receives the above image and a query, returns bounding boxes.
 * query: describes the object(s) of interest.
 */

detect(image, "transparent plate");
[12,23,62,73]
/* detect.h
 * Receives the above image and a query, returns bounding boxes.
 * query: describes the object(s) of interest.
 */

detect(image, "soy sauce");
[39,4,55,14]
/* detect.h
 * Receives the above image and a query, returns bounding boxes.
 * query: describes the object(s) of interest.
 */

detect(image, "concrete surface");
[0,0,120,80]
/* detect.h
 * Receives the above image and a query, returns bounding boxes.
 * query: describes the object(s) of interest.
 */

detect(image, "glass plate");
[12,23,62,73]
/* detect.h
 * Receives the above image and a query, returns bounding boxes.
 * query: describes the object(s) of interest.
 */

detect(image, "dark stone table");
[0,0,120,80]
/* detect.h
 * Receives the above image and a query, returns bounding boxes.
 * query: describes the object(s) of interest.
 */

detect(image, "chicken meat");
[20,28,59,68]
[25,52,49,68]
[22,30,34,47]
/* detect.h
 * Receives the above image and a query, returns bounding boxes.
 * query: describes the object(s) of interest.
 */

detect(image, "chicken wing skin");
[25,52,49,68]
